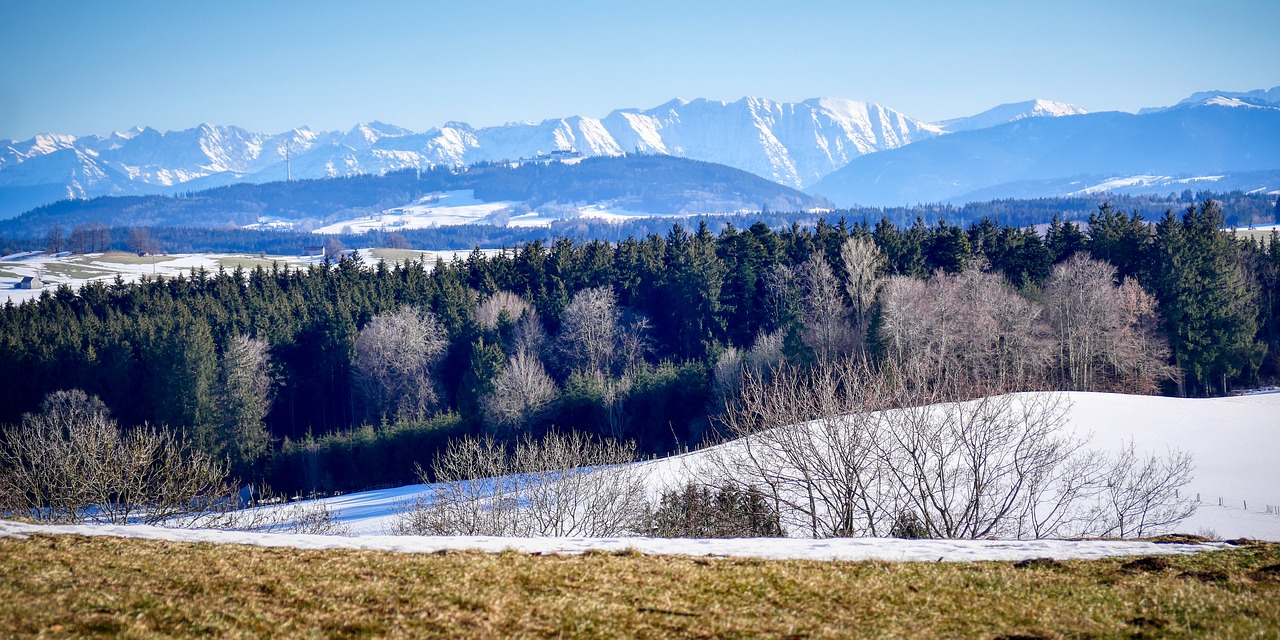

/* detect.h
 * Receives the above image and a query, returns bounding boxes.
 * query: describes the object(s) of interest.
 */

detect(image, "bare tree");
[557,286,618,375]
[763,263,801,330]
[711,359,894,537]
[711,360,1198,540]
[476,290,533,333]
[393,431,646,537]
[799,254,856,362]
[878,267,1051,393]
[841,236,884,358]
[616,312,653,375]
[352,306,449,422]
[1043,255,1175,393]
[482,349,559,434]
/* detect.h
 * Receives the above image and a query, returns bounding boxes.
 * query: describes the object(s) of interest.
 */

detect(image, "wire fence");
[1194,493,1280,515]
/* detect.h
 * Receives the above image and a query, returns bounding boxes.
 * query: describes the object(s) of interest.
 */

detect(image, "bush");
[0,389,230,524]
[889,511,929,539]
[393,430,646,537]
[643,482,784,538]
[271,413,463,495]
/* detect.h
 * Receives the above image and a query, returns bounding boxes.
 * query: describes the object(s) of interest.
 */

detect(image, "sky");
[1,0,1277,140]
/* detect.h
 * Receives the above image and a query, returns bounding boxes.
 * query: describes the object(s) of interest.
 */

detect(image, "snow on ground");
[0,520,1224,562]
[4,391,1276,560]
[300,390,1280,543]
[1066,175,1225,196]
[309,190,709,234]
[0,249,489,305]
[0,251,319,305]
[313,191,521,233]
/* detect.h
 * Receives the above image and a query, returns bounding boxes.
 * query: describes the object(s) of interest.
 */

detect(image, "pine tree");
[1152,201,1263,395]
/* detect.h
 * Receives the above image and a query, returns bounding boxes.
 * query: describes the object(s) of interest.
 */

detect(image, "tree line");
[0,200,1275,494]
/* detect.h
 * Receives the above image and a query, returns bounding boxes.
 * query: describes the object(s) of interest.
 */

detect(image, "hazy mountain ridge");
[810,102,1280,207]
[936,99,1088,133]
[5,88,1275,217]
[0,154,828,236]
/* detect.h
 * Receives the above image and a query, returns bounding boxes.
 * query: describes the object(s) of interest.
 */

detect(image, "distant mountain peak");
[1139,86,1280,114]
[936,99,1087,133]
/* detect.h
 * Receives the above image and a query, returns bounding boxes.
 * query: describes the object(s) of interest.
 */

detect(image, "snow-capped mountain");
[0,97,944,218]
[810,98,1280,207]
[1139,86,1280,114]
[936,99,1087,133]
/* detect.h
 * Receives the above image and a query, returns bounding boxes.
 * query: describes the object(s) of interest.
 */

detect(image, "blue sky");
[1,0,1277,140]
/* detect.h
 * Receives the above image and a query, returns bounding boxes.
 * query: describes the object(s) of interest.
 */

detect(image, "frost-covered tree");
[352,306,449,422]
[841,235,884,358]
[557,286,619,375]
[483,350,558,434]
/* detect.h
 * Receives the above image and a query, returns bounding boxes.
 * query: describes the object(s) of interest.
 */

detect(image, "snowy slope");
[3,390,1274,560]
[321,391,1280,540]
[936,99,1087,132]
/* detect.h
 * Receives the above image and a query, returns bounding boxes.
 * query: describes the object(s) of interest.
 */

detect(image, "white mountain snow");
[1138,86,1280,114]
[0,97,945,217]
[936,99,1087,133]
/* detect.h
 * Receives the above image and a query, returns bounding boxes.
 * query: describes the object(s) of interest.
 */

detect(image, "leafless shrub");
[392,431,646,537]
[0,389,231,524]
[1092,441,1197,538]
[711,361,1197,540]
[188,489,350,535]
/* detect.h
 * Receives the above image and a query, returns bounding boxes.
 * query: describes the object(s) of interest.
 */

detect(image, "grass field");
[1,534,1277,638]
[85,251,180,266]
[1235,227,1280,245]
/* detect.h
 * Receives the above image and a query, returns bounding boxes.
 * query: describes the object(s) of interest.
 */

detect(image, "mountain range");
[2,88,1278,219]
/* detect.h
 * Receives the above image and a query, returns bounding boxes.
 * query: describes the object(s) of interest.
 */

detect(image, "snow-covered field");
[0,248,485,305]
[310,190,693,234]
[0,519,1222,562]
[4,391,1277,560]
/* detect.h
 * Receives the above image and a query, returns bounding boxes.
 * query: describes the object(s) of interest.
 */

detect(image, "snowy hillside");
[3,390,1274,561]
[936,99,1087,132]
[315,391,1280,541]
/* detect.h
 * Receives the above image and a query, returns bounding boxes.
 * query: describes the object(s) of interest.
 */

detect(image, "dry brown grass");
[0,534,1277,638]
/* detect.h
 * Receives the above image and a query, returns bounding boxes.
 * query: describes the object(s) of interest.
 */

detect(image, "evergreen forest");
[1,201,1277,495]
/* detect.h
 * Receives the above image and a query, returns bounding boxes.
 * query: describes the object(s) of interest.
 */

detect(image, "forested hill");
[1,203,1276,494]
[0,155,828,237]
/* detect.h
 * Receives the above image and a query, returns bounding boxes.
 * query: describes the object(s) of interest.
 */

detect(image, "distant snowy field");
[0,248,490,305]
[4,391,1277,561]
[310,190,700,234]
